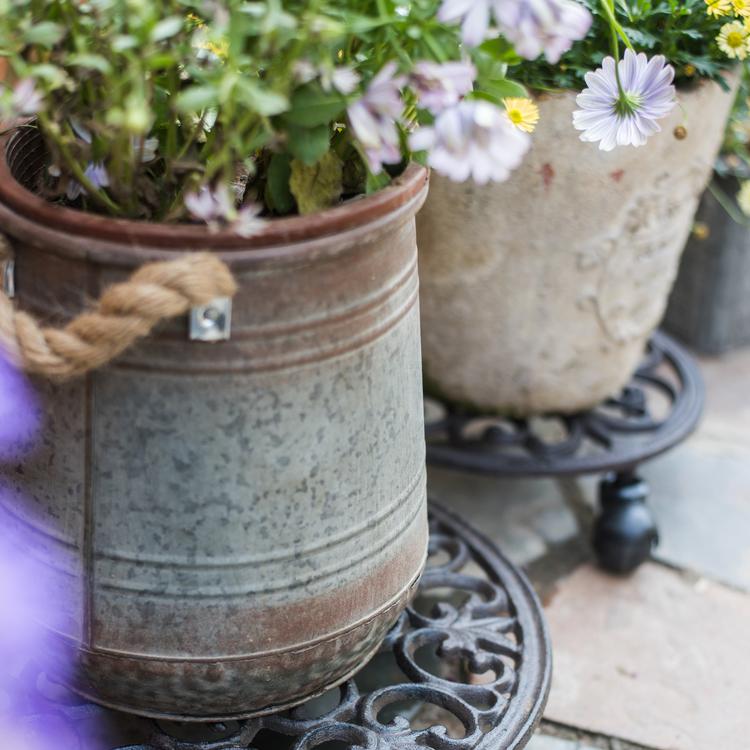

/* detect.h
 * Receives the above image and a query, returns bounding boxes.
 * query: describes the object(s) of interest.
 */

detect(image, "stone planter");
[417,78,736,415]
[0,127,429,720]
[664,176,750,354]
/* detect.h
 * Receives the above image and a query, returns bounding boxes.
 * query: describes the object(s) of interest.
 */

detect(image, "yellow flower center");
[728,30,745,46]
[508,109,524,125]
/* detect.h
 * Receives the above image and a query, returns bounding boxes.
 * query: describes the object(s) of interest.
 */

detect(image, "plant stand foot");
[593,470,658,574]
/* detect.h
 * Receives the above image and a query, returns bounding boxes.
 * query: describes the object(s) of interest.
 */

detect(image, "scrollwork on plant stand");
[425,331,704,477]
[2,504,550,750]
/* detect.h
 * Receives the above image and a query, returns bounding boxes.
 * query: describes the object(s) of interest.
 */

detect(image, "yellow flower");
[717,21,750,58]
[199,39,229,58]
[692,221,710,240]
[186,12,205,28]
[705,0,732,16]
[503,97,540,133]
[737,181,750,216]
[734,0,750,16]
[683,63,697,76]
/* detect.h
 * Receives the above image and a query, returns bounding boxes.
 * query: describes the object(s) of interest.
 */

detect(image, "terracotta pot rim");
[0,126,428,252]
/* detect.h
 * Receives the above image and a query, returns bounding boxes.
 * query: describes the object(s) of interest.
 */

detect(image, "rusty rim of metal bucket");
[0,126,428,260]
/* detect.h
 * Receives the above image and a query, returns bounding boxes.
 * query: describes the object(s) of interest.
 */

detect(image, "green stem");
[708,179,750,226]
[599,0,634,55]
[599,0,630,100]
[423,30,447,63]
[39,117,123,215]
[376,0,412,67]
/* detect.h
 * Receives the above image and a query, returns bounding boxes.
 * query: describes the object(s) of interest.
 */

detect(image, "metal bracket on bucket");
[1,259,15,299]
[189,297,232,342]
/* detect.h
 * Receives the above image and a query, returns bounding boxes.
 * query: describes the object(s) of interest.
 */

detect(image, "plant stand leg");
[592,469,658,574]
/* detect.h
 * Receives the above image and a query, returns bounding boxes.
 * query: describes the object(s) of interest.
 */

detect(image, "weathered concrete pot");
[0,128,429,719]
[417,79,736,415]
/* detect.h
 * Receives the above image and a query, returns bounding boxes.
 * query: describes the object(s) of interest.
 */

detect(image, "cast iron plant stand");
[425,331,704,573]
[4,503,551,750]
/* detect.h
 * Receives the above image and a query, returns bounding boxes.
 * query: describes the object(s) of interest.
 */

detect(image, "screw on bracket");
[189,297,232,342]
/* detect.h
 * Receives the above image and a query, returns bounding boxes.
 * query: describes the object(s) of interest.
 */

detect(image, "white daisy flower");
[572,49,676,151]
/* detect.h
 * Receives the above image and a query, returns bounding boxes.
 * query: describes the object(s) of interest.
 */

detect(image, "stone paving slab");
[570,345,750,593]
[697,349,750,444]
[527,734,599,750]
[543,562,750,750]
[644,445,750,593]
[427,466,578,566]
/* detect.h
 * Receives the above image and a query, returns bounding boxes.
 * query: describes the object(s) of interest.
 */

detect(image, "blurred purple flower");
[185,185,266,236]
[411,60,477,114]
[185,184,231,223]
[0,525,80,750]
[10,80,43,116]
[495,0,592,63]
[293,59,318,84]
[573,49,676,151]
[347,62,406,174]
[65,162,110,202]
[409,99,530,183]
[0,352,39,457]
[324,66,361,95]
[233,203,266,238]
[294,62,361,95]
[437,0,492,46]
[438,0,591,58]
[0,355,82,748]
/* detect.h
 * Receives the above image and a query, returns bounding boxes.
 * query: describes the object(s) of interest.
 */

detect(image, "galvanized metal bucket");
[0,128,430,720]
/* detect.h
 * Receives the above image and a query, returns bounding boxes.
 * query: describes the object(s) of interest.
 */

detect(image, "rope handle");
[0,234,237,380]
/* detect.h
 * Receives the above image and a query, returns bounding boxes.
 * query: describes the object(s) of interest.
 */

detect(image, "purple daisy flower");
[411,60,477,114]
[438,0,591,55]
[573,49,676,151]
[495,0,592,63]
[409,99,530,184]
[9,79,43,116]
[347,63,406,174]
[184,185,230,223]
[65,161,110,201]
[0,351,39,458]
[437,0,493,46]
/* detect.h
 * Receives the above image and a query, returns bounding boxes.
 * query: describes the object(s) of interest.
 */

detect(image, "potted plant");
[0,0,539,721]
[417,0,740,415]
[665,70,750,353]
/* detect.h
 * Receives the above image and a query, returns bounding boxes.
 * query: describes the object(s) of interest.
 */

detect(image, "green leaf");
[289,151,343,215]
[287,124,330,165]
[478,37,522,64]
[283,85,346,127]
[66,54,112,74]
[146,53,178,70]
[474,78,528,101]
[24,22,65,47]
[28,63,67,88]
[150,17,184,42]
[265,153,295,214]
[365,169,391,195]
[112,34,138,52]
[176,85,219,112]
[234,79,289,116]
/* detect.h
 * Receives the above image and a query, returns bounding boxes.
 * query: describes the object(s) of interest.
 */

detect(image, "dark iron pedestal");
[5,503,550,750]
[425,331,704,573]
